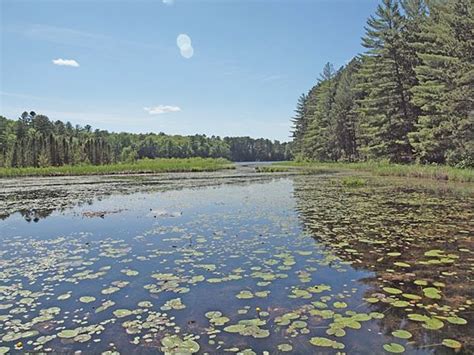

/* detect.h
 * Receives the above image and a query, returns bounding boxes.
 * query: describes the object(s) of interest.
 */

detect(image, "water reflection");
[293,175,473,354]
[0,173,472,354]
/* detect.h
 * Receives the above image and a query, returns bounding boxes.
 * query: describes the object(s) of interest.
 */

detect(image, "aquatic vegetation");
[160,298,186,311]
[341,176,367,187]
[224,319,270,338]
[113,309,133,318]
[0,157,235,177]
[309,336,344,349]
[0,173,471,353]
[383,342,405,353]
[277,343,293,351]
[161,334,200,353]
[79,296,96,303]
[274,161,474,182]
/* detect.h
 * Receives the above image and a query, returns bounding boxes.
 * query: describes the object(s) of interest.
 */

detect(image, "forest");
[0,113,292,167]
[291,0,473,167]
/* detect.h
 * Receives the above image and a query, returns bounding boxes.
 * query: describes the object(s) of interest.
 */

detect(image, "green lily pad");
[423,287,441,299]
[391,330,412,339]
[310,337,335,347]
[161,335,200,353]
[442,339,462,349]
[393,262,410,268]
[383,342,405,353]
[407,313,429,322]
[113,309,132,318]
[387,252,401,257]
[446,316,467,325]
[79,296,96,303]
[74,334,92,343]
[236,290,254,299]
[58,329,79,339]
[101,287,120,295]
[277,344,293,352]
[309,337,344,349]
[383,287,403,295]
[205,311,223,319]
[422,317,444,330]
[392,300,410,308]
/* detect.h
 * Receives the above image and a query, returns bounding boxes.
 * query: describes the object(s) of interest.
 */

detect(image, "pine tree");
[303,62,337,161]
[332,58,362,161]
[409,0,473,166]
[290,93,308,157]
[357,0,417,162]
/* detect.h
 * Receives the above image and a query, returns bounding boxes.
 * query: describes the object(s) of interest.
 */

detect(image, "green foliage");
[408,0,473,167]
[274,161,474,183]
[254,166,290,173]
[0,158,234,177]
[341,177,367,187]
[0,113,293,170]
[357,0,418,163]
[292,0,473,168]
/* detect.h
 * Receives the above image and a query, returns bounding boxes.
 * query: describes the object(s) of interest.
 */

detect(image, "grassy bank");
[0,158,234,177]
[274,161,474,183]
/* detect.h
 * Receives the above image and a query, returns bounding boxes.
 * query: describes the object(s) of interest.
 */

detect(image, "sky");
[0,0,379,142]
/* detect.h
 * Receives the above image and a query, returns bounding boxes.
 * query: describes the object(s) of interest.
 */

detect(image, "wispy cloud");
[144,105,181,115]
[162,0,175,5]
[261,74,283,82]
[14,24,165,52]
[52,58,80,67]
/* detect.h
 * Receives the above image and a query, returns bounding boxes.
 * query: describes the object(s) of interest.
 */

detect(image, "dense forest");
[291,0,473,167]
[0,113,292,167]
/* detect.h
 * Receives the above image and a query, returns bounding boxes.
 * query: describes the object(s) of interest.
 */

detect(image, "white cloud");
[144,105,181,115]
[176,33,194,59]
[163,0,174,4]
[262,74,283,82]
[52,58,80,67]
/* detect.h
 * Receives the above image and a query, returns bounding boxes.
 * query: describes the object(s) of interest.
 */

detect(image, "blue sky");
[1,0,378,142]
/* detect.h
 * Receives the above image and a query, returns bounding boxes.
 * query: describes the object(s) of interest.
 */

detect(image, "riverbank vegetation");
[291,0,473,168]
[0,157,233,177]
[0,113,292,169]
[274,161,474,183]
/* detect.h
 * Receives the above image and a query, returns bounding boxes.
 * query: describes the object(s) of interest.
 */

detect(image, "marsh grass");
[255,166,290,173]
[274,161,474,183]
[341,177,367,187]
[0,158,234,177]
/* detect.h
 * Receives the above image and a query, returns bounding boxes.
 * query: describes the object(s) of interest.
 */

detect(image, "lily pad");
[58,329,79,339]
[442,339,462,349]
[277,344,293,352]
[383,343,405,353]
[113,309,132,318]
[79,296,96,303]
[391,330,412,339]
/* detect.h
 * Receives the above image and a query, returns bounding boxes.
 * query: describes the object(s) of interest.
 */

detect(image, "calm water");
[0,172,472,354]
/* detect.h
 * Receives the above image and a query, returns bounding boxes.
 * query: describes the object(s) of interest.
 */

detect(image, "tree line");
[291,0,473,167]
[0,112,292,167]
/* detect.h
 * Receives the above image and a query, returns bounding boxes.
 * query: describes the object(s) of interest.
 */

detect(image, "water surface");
[0,171,472,354]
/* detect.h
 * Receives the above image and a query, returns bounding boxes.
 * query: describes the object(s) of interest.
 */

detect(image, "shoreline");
[272,161,474,183]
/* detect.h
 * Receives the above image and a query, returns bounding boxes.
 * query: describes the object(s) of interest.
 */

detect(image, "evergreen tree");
[409,0,473,166]
[332,58,362,161]
[303,62,337,161]
[357,0,417,162]
[290,93,308,157]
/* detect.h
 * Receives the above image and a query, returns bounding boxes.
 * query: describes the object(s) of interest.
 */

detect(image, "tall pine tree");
[357,0,417,162]
[409,0,473,166]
